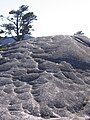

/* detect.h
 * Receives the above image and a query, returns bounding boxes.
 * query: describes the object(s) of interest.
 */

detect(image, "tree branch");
[7,17,16,26]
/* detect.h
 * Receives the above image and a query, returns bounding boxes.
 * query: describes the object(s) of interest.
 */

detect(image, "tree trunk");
[16,15,20,41]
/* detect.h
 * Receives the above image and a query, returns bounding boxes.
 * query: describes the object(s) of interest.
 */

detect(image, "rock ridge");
[0,35,90,120]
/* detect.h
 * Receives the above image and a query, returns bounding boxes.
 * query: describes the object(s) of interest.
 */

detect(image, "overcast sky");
[0,0,90,37]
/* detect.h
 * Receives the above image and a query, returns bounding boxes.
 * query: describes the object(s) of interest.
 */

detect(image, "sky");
[0,0,90,37]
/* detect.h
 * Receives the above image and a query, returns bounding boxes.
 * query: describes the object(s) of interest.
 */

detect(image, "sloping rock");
[0,35,90,120]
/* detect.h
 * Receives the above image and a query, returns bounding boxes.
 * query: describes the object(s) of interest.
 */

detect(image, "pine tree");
[0,5,37,41]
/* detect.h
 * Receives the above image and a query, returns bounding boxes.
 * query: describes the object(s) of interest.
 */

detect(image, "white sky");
[0,0,90,37]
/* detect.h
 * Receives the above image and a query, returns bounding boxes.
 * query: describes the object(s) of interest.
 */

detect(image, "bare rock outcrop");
[0,35,90,120]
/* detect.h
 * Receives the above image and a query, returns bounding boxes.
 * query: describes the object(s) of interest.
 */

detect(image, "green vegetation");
[0,5,37,41]
[0,47,8,51]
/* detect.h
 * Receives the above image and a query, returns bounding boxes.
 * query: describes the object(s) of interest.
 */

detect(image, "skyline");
[0,0,90,37]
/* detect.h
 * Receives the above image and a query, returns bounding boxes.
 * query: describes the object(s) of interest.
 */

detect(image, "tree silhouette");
[0,5,37,41]
[74,31,84,35]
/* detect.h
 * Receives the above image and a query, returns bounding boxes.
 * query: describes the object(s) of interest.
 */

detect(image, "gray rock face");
[0,35,90,120]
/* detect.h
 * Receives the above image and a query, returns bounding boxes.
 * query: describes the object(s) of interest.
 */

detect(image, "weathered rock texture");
[0,35,90,120]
